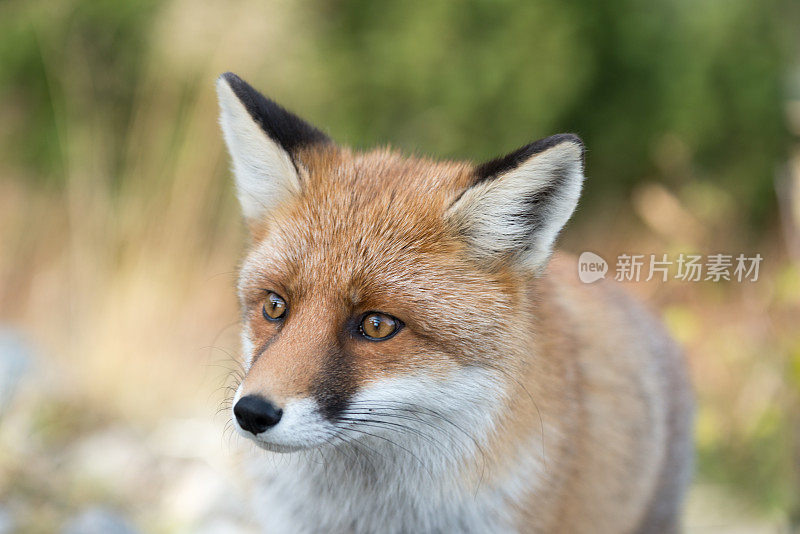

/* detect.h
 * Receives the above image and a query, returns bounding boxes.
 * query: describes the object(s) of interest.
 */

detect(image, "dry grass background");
[0,0,799,532]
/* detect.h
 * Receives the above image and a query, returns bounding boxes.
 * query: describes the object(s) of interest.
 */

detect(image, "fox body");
[217,72,693,534]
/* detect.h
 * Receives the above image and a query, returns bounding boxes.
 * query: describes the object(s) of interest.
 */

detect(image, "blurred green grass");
[0,0,799,532]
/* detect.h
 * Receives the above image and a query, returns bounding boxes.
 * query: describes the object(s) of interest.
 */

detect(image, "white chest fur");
[245,439,528,534]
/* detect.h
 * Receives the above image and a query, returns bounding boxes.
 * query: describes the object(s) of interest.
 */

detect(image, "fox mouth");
[233,422,327,453]
[248,438,306,453]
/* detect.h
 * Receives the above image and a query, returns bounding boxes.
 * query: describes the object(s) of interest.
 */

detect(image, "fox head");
[217,73,584,455]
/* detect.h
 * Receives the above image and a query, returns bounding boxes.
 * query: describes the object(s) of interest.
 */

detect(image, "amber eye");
[262,292,287,321]
[360,312,401,340]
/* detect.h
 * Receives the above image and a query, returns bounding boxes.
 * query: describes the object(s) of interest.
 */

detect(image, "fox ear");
[216,72,331,222]
[447,134,585,272]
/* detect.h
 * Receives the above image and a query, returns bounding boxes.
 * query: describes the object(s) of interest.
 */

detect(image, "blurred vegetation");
[318,0,792,229]
[0,0,799,532]
[1,0,794,224]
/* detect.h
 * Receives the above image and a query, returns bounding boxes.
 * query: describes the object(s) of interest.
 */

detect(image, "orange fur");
[235,144,692,532]
[218,73,693,532]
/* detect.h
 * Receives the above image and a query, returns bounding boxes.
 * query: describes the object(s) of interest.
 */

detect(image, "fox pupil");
[263,292,286,320]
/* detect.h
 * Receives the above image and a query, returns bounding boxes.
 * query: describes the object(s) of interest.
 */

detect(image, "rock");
[61,507,138,534]
[67,427,156,497]
[0,505,15,534]
[161,460,242,526]
[0,328,32,415]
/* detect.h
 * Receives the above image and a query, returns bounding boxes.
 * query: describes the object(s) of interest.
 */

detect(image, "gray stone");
[0,328,32,414]
[0,505,15,534]
[61,507,139,534]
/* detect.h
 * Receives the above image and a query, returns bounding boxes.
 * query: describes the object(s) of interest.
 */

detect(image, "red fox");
[217,72,694,534]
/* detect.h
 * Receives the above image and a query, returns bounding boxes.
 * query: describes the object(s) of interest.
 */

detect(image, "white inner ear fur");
[216,78,300,221]
[447,141,584,272]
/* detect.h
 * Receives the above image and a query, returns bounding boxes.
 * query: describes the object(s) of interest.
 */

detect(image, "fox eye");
[360,312,401,340]
[262,292,287,321]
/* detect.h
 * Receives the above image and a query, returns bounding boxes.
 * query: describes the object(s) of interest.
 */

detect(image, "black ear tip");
[218,71,248,90]
[474,133,585,183]
[216,71,331,152]
[528,133,584,165]
[554,132,583,147]
[535,133,584,155]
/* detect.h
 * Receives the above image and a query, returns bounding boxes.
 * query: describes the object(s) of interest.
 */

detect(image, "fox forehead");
[239,146,482,293]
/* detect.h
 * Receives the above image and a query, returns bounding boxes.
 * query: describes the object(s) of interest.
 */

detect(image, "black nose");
[234,395,283,435]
